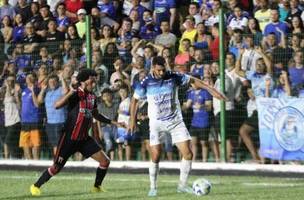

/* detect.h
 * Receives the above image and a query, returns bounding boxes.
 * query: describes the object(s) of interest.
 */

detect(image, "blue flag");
[257,97,304,160]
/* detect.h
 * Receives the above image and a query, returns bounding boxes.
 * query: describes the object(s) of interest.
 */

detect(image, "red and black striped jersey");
[65,88,97,140]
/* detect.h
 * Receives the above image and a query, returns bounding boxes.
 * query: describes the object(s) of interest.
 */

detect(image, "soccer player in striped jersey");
[30,69,122,196]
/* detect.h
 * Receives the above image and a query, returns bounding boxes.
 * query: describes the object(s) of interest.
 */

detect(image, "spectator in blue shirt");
[270,71,291,98]
[264,9,289,43]
[14,44,32,72]
[139,17,159,41]
[98,0,116,20]
[239,47,274,163]
[18,73,42,160]
[288,51,304,88]
[34,47,53,72]
[183,78,212,161]
[117,18,134,43]
[55,3,70,33]
[37,74,68,156]
[0,0,16,20]
[130,0,147,25]
[153,0,176,29]
[12,13,25,43]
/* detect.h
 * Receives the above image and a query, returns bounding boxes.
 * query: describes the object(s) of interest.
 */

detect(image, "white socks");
[179,159,192,187]
[149,159,191,189]
[149,162,159,189]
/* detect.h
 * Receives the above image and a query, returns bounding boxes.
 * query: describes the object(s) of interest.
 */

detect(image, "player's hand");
[127,120,136,134]
[215,92,229,101]
[281,70,288,80]
[14,84,21,93]
[208,87,229,101]
[41,81,48,90]
[265,78,271,88]
[111,121,125,128]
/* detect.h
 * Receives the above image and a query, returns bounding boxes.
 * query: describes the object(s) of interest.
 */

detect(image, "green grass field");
[0,170,304,200]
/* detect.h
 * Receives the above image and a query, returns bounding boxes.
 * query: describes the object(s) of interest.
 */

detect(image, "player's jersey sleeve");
[133,77,148,100]
[171,71,190,86]
[67,91,79,111]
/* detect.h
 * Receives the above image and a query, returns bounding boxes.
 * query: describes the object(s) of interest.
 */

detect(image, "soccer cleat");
[91,186,107,193]
[177,185,194,194]
[30,184,41,196]
[147,188,157,197]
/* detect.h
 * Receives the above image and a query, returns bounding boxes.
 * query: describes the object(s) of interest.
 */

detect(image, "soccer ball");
[192,178,212,196]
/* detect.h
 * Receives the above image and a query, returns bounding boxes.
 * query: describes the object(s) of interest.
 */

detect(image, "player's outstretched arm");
[128,97,139,134]
[189,76,229,101]
[92,109,124,127]
[54,88,75,109]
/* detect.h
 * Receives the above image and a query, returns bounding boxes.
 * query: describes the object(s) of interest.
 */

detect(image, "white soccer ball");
[192,178,212,196]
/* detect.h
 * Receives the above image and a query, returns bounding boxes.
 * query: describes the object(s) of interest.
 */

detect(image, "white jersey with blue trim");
[133,71,190,121]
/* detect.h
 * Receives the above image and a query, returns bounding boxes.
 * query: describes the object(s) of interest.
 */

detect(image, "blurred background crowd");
[0,0,303,163]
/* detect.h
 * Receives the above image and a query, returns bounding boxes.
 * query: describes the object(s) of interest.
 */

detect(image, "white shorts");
[149,119,191,146]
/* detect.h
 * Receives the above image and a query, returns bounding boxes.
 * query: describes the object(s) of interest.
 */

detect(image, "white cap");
[77,8,87,15]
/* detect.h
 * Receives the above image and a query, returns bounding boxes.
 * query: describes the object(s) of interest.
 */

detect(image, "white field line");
[2,174,304,187]
[242,182,304,187]
[2,159,304,173]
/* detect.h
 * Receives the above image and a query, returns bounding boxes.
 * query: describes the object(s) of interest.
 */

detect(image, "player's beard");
[85,82,95,92]
[153,71,164,79]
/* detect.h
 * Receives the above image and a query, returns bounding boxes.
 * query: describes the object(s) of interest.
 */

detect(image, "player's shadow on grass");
[0,193,146,200]
[0,192,88,200]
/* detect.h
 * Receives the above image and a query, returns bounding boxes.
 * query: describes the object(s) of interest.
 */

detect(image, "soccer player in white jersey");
[128,56,227,197]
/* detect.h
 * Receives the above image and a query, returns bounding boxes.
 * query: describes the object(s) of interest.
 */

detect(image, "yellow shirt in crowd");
[254,9,271,32]
[178,29,197,53]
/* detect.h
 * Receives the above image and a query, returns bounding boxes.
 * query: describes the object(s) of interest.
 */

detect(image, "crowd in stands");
[0,0,303,163]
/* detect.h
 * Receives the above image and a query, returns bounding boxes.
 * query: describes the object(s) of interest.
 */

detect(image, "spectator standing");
[14,0,31,23]
[55,3,70,33]
[116,85,131,160]
[64,0,84,23]
[288,51,304,88]
[183,77,212,161]
[3,75,21,158]
[1,15,13,54]
[238,47,273,163]
[254,0,271,32]
[264,9,289,43]
[212,62,236,162]
[12,13,24,43]
[18,73,42,160]
[153,0,176,30]
[75,8,87,39]
[154,20,177,49]
[37,74,68,156]
[97,88,119,160]
[179,16,197,53]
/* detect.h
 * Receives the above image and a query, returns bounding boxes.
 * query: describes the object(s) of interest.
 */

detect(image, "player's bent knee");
[99,159,110,169]
[48,164,63,176]
[183,152,193,160]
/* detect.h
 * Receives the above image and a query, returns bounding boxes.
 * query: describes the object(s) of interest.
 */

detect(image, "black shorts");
[244,110,259,130]
[5,122,21,147]
[54,134,101,166]
[189,126,210,141]
[137,119,149,140]
[214,110,238,139]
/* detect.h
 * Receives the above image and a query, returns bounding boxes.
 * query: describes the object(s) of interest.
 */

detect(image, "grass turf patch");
[0,170,304,200]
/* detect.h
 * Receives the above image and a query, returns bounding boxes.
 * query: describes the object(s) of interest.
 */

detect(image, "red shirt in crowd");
[210,36,219,61]
[65,0,84,14]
